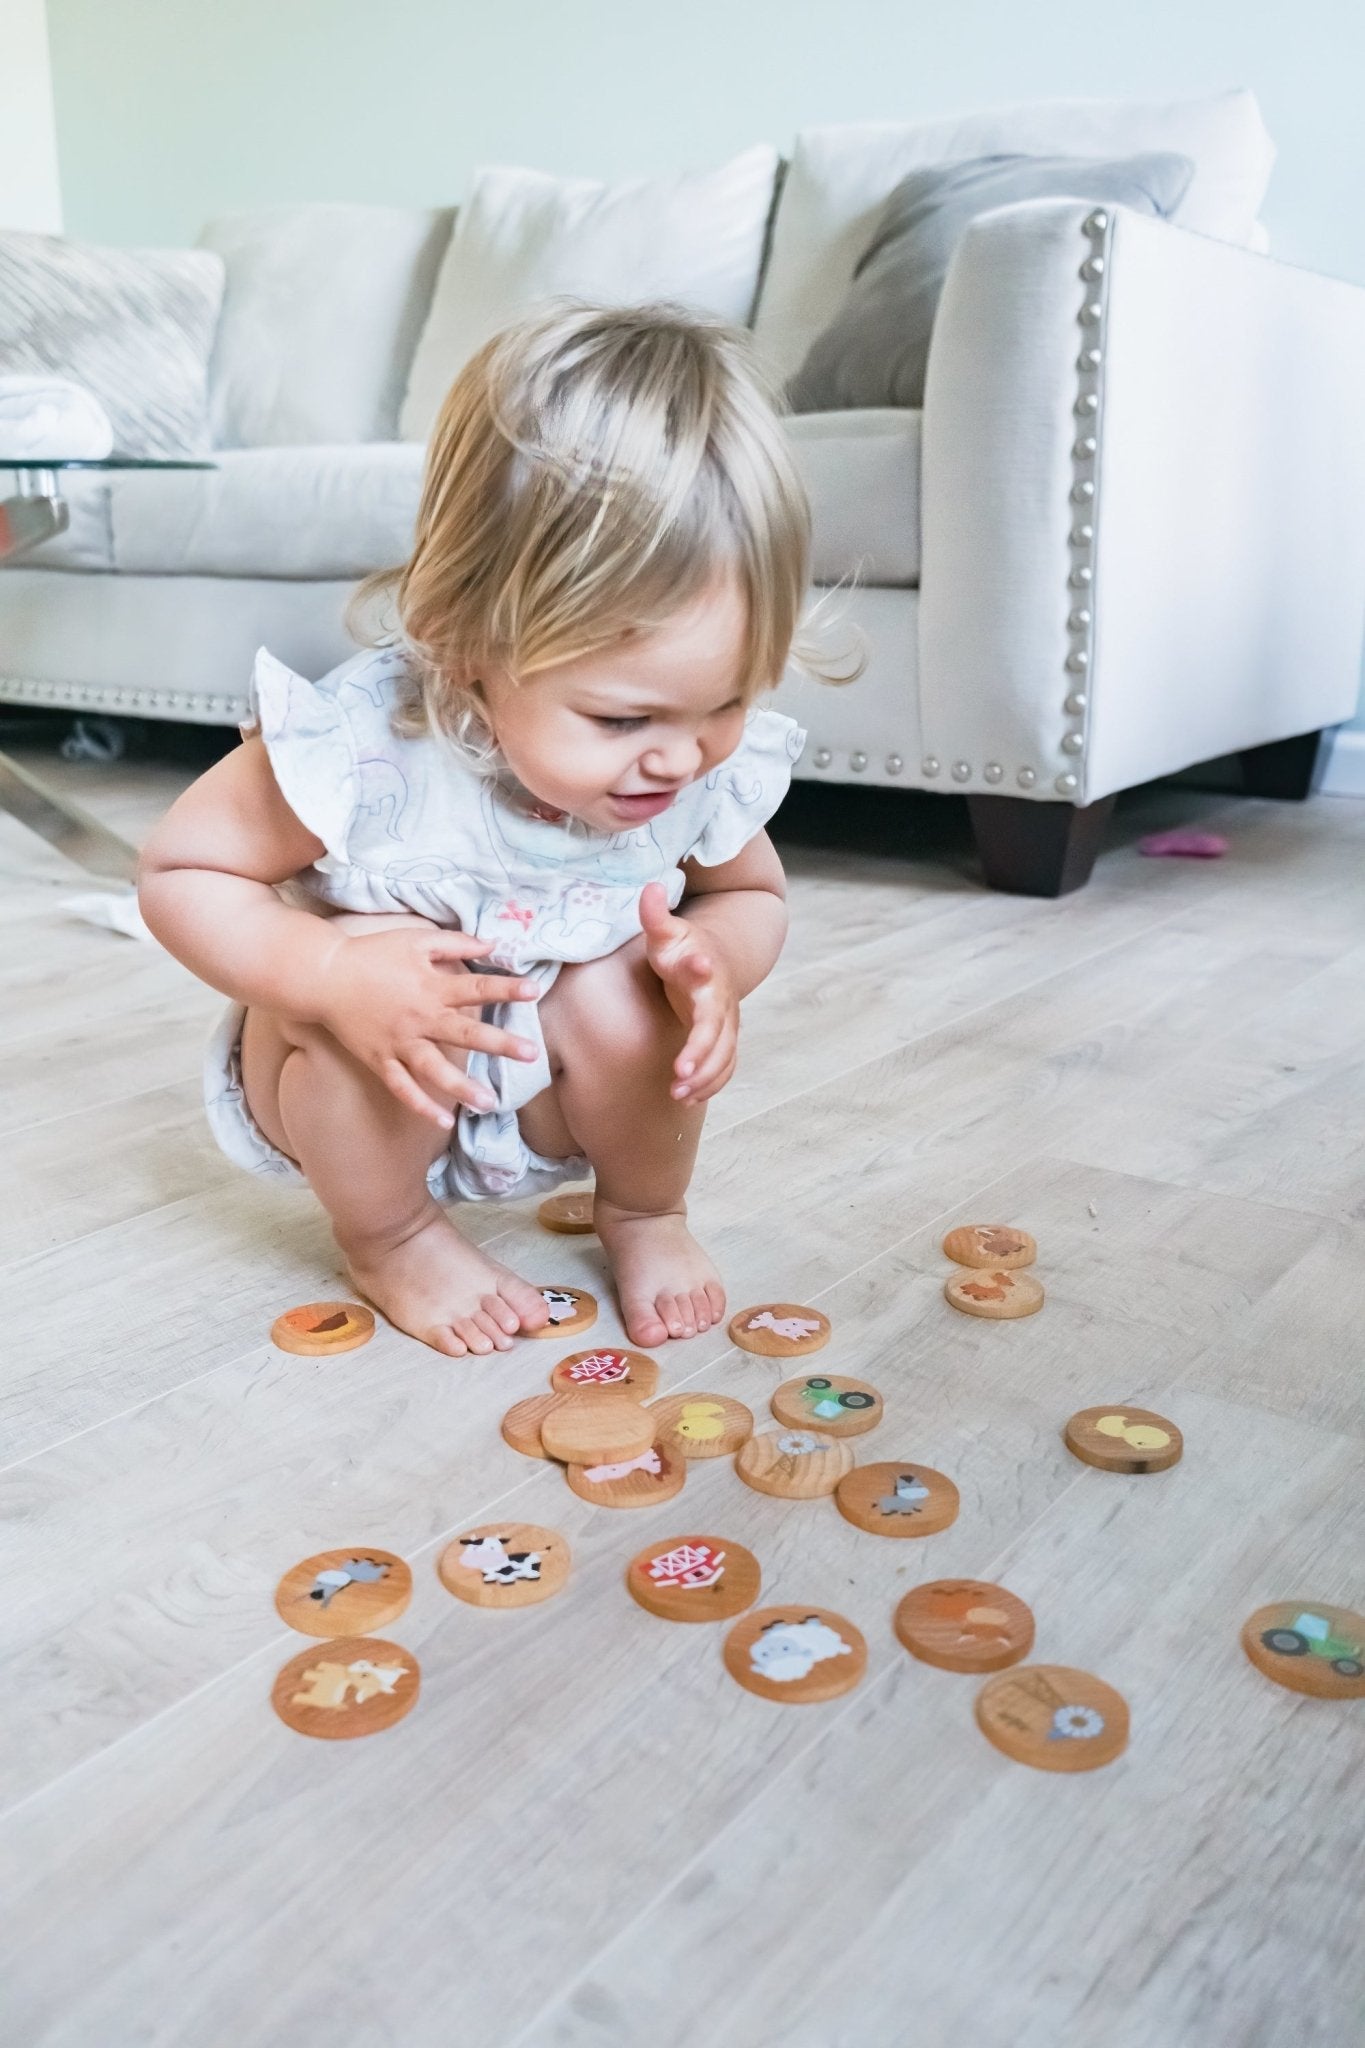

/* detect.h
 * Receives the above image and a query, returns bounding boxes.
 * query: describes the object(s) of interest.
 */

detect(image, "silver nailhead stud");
[1065,650,1090,672]
[1062,732,1085,756]
[951,761,971,783]
[1080,256,1105,281]
[1017,766,1037,789]
[1083,210,1109,236]
[922,755,940,777]
[1070,524,1094,547]
[1078,348,1102,371]
[886,754,903,775]
[1069,566,1093,588]
[1056,772,1080,795]
[1067,608,1092,631]
[813,747,831,767]
[1075,393,1099,415]
[1073,436,1097,459]
[1078,301,1104,326]
[984,762,1004,784]
[1070,481,1095,503]
[850,750,867,771]
[1064,692,1088,715]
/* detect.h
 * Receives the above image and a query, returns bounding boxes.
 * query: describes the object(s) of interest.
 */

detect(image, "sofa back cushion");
[0,231,223,458]
[753,89,1275,379]
[199,204,454,447]
[399,146,780,442]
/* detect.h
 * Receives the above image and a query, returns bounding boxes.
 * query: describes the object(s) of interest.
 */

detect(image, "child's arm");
[637,830,788,1103]
[138,738,541,1127]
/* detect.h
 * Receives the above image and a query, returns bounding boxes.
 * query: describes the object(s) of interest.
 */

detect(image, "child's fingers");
[638,880,675,934]
[672,1011,722,1095]
[437,973,542,1012]
[679,1038,737,1103]
[444,1019,540,1063]
[425,931,495,963]
[405,1044,497,1113]
[379,1057,462,1130]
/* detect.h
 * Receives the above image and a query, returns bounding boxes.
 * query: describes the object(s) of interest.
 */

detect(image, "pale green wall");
[44,0,1365,287]
[40,0,1365,733]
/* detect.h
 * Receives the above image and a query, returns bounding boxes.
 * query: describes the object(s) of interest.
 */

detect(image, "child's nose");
[642,735,702,784]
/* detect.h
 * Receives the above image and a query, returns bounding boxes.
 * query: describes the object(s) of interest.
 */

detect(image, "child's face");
[478,575,752,832]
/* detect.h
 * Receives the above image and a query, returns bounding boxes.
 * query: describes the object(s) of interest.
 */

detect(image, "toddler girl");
[139,301,850,1358]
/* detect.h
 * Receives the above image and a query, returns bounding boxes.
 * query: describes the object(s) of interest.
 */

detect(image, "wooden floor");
[2,745,1362,2048]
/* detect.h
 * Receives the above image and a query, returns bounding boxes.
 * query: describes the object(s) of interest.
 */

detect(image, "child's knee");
[551,942,680,1071]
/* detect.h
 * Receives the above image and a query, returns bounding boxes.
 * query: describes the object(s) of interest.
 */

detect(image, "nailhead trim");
[0,673,248,722]
[1061,208,1112,796]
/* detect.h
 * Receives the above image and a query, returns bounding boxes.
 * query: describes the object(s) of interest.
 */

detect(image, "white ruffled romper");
[204,644,806,1202]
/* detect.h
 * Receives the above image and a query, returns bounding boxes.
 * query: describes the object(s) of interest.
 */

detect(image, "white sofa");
[5,87,1365,894]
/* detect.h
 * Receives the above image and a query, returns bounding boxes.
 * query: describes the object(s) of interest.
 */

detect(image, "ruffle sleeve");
[243,646,360,866]
[683,707,807,868]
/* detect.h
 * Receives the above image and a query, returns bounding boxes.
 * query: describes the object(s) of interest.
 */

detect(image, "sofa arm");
[918,198,1365,804]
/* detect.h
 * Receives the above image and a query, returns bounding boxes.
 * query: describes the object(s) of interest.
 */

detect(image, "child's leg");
[521,936,725,1348]
[239,915,552,1358]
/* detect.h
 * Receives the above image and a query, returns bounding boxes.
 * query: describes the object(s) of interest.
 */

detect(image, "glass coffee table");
[0,456,214,880]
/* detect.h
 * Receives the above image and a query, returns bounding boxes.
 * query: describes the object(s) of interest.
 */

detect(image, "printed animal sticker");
[274,1547,412,1637]
[1094,1414,1171,1451]
[728,1302,831,1358]
[894,1580,1035,1674]
[527,1287,598,1338]
[271,1634,421,1738]
[270,1300,376,1356]
[1064,1406,1183,1473]
[566,1440,685,1510]
[648,1390,754,1459]
[834,1462,960,1537]
[438,1524,570,1608]
[723,1605,868,1702]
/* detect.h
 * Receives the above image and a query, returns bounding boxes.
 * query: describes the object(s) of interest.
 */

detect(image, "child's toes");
[689,1288,714,1332]
[452,1315,495,1356]
[475,1302,515,1349]
[624,1297,668,1347]
[428,1324,470,1358]
[502,1274,551,1331]
[704,1279,726,1322]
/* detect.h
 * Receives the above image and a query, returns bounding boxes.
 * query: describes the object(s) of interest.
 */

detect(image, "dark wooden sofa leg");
[967,794,1117,898]
[1239,729,1324,799]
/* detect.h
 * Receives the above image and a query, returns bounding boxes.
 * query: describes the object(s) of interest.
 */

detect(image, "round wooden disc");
[944,1268,1044,1320]
[735,1427,853,1499]
[728,1302,831,1358]
[537,1190,596,1234]
[835,1461,959,1537]
[565,1439,686,1509]
[501,1392,560,1460]
[942,1224,1037,1271]
[539,1390,655,1466]
[527,1287,597,1338]
[626,1534,761,1622]
[770,1373,882,1438]
[894,1580,1035,1673]
[274,1547,412,1638]
[724,1605,867,1703]
[438,1522,570,1609]
[271,1635,419,1739]
[1241,1602,1365,1700]
[1064,1406,1183,1474]
[271,1301,375,1355]
[648,1391,754,1460]
[975,1665,1128,1772]
[549,1347,659,1398]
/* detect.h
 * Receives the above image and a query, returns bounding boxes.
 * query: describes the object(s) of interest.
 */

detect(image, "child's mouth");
[608,791,676,821]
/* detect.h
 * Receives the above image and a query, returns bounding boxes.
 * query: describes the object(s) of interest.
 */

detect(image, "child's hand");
[638,881,739,1103]
[316,926,542,1129]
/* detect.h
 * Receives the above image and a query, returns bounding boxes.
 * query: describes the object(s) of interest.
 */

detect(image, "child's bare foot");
[594,1199,726,1346]
[343,1203,550,1357]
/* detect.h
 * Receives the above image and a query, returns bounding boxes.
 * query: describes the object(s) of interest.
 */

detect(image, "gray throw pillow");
[787,151,1196,413]
[0,232,225,458]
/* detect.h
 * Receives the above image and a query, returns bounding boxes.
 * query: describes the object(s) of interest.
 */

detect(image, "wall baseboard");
[1320,728,1365,797]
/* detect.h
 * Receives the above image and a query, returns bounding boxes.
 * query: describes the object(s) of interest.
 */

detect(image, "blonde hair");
[352,298,861,742]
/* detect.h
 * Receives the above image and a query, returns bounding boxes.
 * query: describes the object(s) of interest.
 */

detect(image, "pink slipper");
[1139,828,1228,860]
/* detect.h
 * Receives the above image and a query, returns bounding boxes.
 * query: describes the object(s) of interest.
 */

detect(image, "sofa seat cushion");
[16,414,921,587]
[108,443,427,578]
